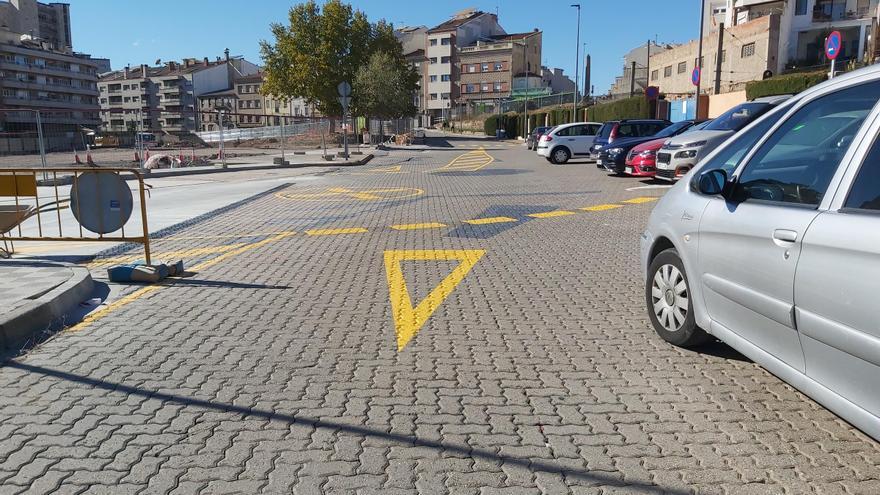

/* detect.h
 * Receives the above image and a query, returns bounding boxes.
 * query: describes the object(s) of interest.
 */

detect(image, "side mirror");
[697,168,728,196]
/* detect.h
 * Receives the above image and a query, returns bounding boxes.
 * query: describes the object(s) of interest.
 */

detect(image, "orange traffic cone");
[86,151,95,165]
[74,150,82,164]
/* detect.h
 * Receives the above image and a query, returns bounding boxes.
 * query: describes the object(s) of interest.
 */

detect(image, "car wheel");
[551,147,570,164]
[646,248,712,347]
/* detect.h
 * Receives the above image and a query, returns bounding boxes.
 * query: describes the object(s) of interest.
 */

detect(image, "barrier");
[0,168,151,264]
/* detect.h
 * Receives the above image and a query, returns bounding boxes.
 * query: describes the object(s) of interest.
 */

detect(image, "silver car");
[641,65,880,440]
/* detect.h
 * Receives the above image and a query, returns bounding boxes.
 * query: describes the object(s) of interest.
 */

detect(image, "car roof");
[552,122,601,129]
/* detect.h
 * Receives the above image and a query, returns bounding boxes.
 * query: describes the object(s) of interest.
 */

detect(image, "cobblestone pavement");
[1,134,879,494]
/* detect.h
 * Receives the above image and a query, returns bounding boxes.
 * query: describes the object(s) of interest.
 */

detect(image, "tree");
[260,0,403,116]
[353,50,419,120]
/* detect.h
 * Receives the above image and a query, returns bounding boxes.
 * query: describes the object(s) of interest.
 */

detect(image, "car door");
[572,124,600,155]
[697,81,880,372]
[795,119,880,418]
[552,125,579,154]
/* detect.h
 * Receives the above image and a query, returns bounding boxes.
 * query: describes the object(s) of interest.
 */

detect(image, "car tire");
[646,248,712,347]
[550,147,570,164]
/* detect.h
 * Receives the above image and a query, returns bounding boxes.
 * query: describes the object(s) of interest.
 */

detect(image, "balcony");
[812,1,876,22]
[461,41,513,53]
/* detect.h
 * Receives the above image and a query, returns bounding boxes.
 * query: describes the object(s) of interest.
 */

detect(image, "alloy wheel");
[651,264,689,332]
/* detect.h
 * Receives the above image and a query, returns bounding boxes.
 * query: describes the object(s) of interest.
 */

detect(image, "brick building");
[458,30,542,114]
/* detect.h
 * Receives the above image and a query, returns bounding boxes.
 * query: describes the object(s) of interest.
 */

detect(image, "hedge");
[483,113,524,138]
[746,71,827,100]
[584,96,650,122]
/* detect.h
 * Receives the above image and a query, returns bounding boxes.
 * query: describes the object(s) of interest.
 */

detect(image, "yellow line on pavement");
[69,231,296,333]
[463,216,518,225]
[621,197,659,204]
[435,147,494,172]
[580,204,624,212]
[528,210,577,219]
[305,227,368,236]
[390,222,447,231]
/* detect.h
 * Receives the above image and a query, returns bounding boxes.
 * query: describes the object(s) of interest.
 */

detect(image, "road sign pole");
[830,58,836,79]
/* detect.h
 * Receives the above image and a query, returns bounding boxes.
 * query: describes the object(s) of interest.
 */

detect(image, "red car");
[623,137,666,177]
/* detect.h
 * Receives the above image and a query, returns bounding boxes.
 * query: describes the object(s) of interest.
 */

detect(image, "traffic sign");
[645,86,660,100]
[337,96,351,110]
[825,31,842,60]
[337,81,352,97]
[691,67,701,87]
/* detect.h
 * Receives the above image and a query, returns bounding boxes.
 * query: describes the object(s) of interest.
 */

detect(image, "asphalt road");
[1,133,879,494]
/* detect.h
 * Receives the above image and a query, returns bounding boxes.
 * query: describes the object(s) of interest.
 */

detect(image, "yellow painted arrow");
[384,249,485,351]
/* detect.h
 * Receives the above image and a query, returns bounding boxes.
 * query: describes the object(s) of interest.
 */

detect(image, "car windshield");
[653,121,692,138]
[597,123,614,139]
[704,102,772,132]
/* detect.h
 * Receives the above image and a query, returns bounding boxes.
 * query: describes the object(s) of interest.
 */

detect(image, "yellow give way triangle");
[384,249,485,351]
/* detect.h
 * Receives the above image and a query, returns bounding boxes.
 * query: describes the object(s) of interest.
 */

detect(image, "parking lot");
[2,134,879,494]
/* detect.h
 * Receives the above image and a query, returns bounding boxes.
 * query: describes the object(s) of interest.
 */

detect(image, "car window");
[736,81,880,206]
[554,126,573,137]
[844,136,880,212]
[654,121,690,138]
[617,124,636,138]
[586,124,601,135]
[698,104,790,176]
[597,123,613,139]
[704,102,772,132]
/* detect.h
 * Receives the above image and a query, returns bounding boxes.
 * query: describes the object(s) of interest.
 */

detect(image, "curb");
[35,154,374,186]
[0,261,94,353]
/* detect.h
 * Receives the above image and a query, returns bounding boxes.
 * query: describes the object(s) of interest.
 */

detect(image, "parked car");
[641,65,880,441]
[536,122,602,164]
[597,120,705,175]
[624,120,712,177]
[655,96,790,181]
[589,119,672,165]
[526,126,551,150]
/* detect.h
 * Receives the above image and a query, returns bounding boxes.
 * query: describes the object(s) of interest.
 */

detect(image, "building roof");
[404,48,425,59]
[427,10,486,33]
[235,73,263,83]
[199,88,236,98]
[99,59,231,81]
[489,31,540,41]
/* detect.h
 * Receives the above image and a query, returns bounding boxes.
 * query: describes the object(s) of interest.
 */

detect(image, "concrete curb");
[35,154,374,186]
[0,262,94,353]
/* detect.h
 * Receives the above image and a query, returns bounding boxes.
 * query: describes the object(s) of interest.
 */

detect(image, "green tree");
[353,50,418,119]
[260,0,402,116]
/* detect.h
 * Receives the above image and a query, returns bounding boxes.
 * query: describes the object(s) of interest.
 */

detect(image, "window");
[440,92,450,100]
[441,74,450,82]
[482,63,489,72]
[845,140,880,212]
[736,81,880,206]
[441,56,451,63]
[677,62,687,74]
[429,93,438,100]
[651,70,659,81]
[795,0,808,15]
[238,85,244,92]
[494,81,502,91]
[741,43,756,58]
[721,50,726,62]
[466,84,475,93]
[441,37,451,46]
[698,104,790,176]
[468,64,475,73]
[663,65,672,77]
[494,62,503,71]
[482,82,490,92]
[694,56,704,68]
[617,124,637,138]
[429,75,437,82]
[429,39,437,46]
[429,57,437,64]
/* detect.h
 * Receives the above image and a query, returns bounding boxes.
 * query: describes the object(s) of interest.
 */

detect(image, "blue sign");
[645,86,659,100]
[691,67,701,87]
[825,31,842,60]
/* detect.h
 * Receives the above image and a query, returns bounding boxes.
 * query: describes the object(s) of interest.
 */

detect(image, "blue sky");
[67,1,701,94]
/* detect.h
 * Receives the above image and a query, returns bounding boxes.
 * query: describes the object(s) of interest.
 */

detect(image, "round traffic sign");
[645,86,660,100]
[825,31,842,60]
[70,172,133,234]
[337,81,352,97]
[691,67,701,87]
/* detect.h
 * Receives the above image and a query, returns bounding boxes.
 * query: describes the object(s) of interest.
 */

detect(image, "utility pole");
[585,54,591,102]
[714,22,725,95]
[630,61,637,97]
[645,39,651,93]
[571,3,581,122]
[695,0,706,120]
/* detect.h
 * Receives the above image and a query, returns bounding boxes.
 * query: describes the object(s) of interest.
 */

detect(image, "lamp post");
[571,3,581,122]
[515,40,530,137]
[695,0,706,120]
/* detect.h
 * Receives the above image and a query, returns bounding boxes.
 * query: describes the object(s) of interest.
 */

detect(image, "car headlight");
[683,140,707,148]
[638,150,656,157]
[607,147,624,155]
[675,150,698,159]
[593,145,603,150]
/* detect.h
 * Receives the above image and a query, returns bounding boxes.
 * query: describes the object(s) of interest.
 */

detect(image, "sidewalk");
[0,259,93,353]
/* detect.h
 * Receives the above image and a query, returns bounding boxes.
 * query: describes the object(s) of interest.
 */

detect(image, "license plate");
[625,167,633,174]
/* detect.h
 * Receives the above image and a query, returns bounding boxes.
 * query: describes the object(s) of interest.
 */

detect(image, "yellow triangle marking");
[384,249,485,351]
[621,197,659,204]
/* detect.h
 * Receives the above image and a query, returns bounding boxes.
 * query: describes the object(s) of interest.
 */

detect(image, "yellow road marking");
[390,222,447,231]
[70,231,296,332]
[435,147,494,172]
[528,210,576,219]
[384,249,485,351]
[369,165,403,173]
[463,216,518,225]
[87,244,247,268]
[580,204,624,212]
[621,197,659,204]
[276,187,423,202]
[305,227,368,236]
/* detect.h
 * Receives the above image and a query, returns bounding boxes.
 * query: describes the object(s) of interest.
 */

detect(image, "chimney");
[123,65,129,79]
[224,48,230,62]
[141,64,148,78]
[203,57,209,65]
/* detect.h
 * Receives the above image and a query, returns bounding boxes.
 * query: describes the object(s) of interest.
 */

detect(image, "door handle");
[772,229,798,243]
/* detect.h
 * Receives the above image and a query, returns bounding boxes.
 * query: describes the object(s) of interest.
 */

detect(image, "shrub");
[484,115,498,136]
[585,96,650,122]
[746,70,827,100]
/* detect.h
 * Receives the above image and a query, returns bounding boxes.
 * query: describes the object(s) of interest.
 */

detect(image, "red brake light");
[609,125,618,143]
[540,135,552,142]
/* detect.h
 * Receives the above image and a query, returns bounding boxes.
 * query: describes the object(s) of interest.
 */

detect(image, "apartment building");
[98,52,259,134]
[425,9,505,120]
[0,29,100,151]
[458,30,542,113]
[608,42,672,98]
[0,0,71,50]
[234,73,264,128]
[197,73,313,131]
[540,67,576,95]
[649,14,781,96]
[395,26,428,113]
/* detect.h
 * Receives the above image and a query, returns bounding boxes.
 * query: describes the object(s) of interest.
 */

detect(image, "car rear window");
[704,102,772,132]
[597,123,614,139]
[617,124,637,138]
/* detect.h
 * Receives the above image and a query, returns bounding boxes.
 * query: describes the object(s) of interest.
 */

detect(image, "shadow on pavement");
[693,340,752,363]
[2,361,689,495]
[170,278,291,290]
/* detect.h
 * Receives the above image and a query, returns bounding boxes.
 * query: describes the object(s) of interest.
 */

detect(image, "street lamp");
[571,4,581,122]
[514,40,530,137]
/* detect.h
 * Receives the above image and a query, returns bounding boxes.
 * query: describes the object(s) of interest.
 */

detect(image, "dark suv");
[590,119,672,166]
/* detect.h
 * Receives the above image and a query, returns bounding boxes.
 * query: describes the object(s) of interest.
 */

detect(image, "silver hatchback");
[641,65,880,440]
